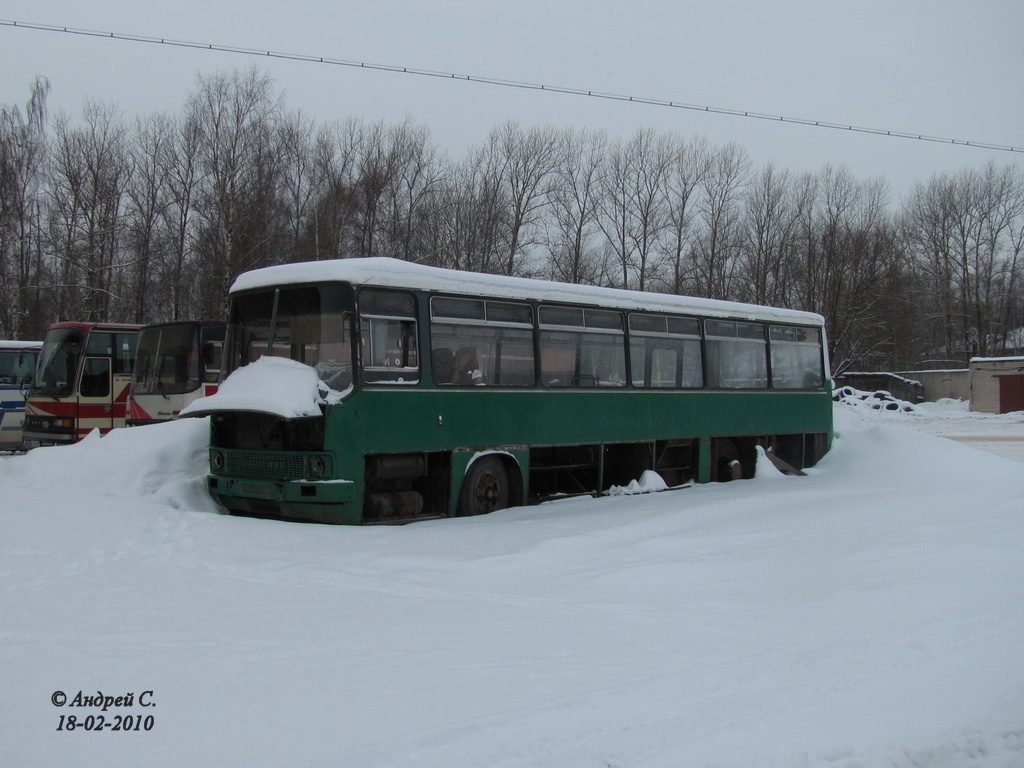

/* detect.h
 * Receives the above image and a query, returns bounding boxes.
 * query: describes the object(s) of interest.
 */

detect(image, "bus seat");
[452,347,481,385]
[432,347,455,384]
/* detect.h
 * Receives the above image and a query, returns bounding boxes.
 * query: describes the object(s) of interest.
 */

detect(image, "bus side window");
[769,326,824,389]
[360,316,419,384]
[628,313,703,389]
[539,330,577,387]
[116,333,138,374]
[430,298,535,387]
[578,333,626,386]
[539,306,625,388]
[431,326,487,386]
[202,341,223,383]
[358,290,419,385]
[86,332,113,356]
[705,320,767,389]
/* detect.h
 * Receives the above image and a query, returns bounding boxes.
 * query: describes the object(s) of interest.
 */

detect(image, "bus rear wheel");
[458,456,509,516]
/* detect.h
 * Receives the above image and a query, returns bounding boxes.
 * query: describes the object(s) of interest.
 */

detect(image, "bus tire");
[457,456,510,516]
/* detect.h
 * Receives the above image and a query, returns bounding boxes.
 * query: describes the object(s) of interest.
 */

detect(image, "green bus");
[185,257,833,524]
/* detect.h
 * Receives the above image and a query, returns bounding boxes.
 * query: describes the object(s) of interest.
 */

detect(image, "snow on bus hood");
[180,357,336,419]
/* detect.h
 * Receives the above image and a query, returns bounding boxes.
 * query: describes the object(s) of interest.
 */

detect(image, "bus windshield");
[32,328,84,397]
[133,323,202,396]
[0,348,37,387]
[226,284,354,392]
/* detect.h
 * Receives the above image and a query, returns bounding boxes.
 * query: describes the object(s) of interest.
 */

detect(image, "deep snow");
[2,399,1023,768]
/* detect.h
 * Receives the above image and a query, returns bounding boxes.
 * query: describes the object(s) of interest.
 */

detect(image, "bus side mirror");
[18,351,32,392]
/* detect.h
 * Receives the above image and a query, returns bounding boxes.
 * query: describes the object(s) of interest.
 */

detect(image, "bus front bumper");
[207,475,361,524]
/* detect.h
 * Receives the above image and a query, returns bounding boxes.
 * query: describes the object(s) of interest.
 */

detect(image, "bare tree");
[795,166,896,373]
[597,129,673,290]
[490,121,558,276]
[125,112,175,322]
[691,142,750,299]
[998,170,1024,351]
[429,151,510,274]
[187,68,281,314]
[661,134,711,295]
[278,108,327,263]
[6,66,1022,376]
[972,163,1024,354]
[901,174,960,361]
[161,113,204,320]
[902,162,1024,362]
[543,128,607,284]
[352,120,400,258]
[379,120,445,263]
[0,76,50,337]
[309,118,364,261]
[47,101,131,321]
[738,163,800,306]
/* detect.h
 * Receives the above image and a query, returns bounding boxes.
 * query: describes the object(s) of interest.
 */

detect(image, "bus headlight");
[308,455,327,478]
[211,450,225,471]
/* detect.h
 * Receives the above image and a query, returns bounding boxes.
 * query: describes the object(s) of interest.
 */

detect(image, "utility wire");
[3,18,1021,155]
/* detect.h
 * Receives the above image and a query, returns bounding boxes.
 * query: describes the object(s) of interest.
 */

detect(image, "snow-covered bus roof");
[231,257,825,327]
[0,339,43,349]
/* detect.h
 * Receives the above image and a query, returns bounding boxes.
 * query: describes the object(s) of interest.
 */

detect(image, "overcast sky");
[2,1,1022,198]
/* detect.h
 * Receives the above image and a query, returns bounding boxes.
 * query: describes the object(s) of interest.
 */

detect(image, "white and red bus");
[127,320,225,425]
[23,322,142,446]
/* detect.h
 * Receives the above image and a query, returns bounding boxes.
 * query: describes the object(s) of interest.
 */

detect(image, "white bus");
[0,340,43,451]
[127,320,226,425]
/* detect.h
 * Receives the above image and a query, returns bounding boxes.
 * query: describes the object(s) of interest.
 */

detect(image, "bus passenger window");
[539,306,625,388]
[430,297,535,387]
[628,313,702,388]
[116,333,138,374]
[539,331,577,387]
[705,320,767,389]
[769,326,824,389]
[202,341,223,383]
[430,324,490,386]
[359,290,419,385]
[86,332,112,356]
[579,335,626,386]
[361,318,419,383]
[649,347,679,387]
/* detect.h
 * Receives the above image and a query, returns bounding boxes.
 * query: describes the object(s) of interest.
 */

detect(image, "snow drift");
[2,403,1023,768]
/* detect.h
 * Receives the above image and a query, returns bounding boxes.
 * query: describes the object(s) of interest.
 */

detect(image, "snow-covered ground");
[2,400,1023,768]
[899,399,1024,465]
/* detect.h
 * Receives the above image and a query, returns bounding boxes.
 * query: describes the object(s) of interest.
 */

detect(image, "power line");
[3,18,1021,155]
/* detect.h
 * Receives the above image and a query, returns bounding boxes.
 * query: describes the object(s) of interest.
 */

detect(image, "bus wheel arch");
[457,452,523,516]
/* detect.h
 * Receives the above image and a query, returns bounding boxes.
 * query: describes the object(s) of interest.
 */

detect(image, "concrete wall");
[970,357,1024,414]
[901,369,970,402]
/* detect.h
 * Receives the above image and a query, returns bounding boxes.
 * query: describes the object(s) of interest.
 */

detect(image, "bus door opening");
[79,356,114,434]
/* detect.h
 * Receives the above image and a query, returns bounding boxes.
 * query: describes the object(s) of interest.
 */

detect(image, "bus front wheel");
[457,456,510,516]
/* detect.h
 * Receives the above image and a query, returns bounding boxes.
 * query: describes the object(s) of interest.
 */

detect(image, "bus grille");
[224,451,306,480]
